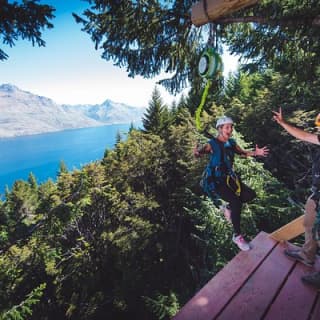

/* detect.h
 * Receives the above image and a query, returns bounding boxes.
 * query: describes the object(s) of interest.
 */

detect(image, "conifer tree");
[115,130,122,146]
[0,283,46,320]
[57,160,68,176]
[219,69,319,197]
[0,115,299,319]
[142,87,166,135]
[28,173,38,191]
[74,1,320,94]
[129,121,136,133]
[0,1,55,60]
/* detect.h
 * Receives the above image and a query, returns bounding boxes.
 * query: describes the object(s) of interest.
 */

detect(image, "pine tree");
[219,69,319,198]
[57,160,68,176]
[142,87,166,135]
[0,283,46,320]
[73,1,320,94]
[129,121,136,133]
[115,130,122,146]
[28,173,38,191]
[0,2,54,60]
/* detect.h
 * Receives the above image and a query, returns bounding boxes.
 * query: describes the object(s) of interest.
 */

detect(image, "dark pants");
[215,180,256,235]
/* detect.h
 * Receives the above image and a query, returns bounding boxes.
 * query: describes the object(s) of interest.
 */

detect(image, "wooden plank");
[172,232,276,320]
[216,241,294,320]
[264,263,318,320]
[191,0,259,27]
[269,214,304,241]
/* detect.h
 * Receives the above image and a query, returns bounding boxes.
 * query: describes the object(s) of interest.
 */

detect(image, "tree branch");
[215,15,320,27]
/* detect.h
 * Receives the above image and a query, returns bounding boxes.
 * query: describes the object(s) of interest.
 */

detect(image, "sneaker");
[219,204,232,223]
[232,234,251,251]
[301,272,320,289]
[284,249,315,267]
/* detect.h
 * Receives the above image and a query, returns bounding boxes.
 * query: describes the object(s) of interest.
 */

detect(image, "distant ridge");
[0,84,145,138]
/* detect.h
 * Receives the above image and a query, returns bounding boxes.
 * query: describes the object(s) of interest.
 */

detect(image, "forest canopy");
[72,0,320,93]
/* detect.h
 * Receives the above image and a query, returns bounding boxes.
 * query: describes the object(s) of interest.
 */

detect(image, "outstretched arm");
[193,143,212,158]
[235,144,269,158]
[272,107,320,145]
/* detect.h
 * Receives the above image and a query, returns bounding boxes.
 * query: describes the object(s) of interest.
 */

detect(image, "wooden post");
[191,0,259,27]
[269,215,305,242]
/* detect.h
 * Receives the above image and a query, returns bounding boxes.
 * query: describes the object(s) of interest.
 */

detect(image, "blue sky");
[0,0,239,107]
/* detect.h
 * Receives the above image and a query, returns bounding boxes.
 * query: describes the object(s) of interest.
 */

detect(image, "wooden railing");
[269,214,305,241]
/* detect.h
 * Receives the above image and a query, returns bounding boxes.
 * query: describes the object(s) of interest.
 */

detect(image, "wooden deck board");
[216,241,294,320]
[172,231,320,320]
[264,263,318,320]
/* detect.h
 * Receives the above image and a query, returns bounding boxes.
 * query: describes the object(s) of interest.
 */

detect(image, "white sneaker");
[219,204,232,223]
[232,234,251,251]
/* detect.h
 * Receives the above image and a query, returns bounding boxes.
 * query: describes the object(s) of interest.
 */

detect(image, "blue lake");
[0,123,135,196]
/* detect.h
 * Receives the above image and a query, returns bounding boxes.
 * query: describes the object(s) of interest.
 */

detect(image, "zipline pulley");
[195,25,223,131]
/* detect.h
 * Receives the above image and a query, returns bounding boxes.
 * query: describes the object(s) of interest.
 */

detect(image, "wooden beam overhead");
[191,0,259,27]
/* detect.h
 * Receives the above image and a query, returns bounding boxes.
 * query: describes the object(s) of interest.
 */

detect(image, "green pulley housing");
[198,48,223,80]
[195,48,223,130]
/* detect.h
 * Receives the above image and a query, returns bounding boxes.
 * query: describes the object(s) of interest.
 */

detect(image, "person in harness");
[273,109,320,288]
[194,116,269,251]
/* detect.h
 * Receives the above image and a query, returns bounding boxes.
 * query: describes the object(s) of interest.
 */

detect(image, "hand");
[255,145,269,157]
[193,145,200,157]
[272,107,284,125]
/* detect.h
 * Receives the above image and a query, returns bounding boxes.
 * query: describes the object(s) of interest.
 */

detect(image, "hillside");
[0,84,145,138]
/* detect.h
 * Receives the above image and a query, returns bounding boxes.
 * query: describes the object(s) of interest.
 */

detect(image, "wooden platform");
[173,231,320,320]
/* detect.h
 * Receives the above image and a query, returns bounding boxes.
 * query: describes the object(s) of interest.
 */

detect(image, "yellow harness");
[226,175,241,196]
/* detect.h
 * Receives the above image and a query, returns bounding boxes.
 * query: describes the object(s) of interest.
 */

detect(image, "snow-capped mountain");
[62,99,144,124]
[0,84,145,138]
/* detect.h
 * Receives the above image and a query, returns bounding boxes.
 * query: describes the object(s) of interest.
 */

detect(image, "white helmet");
[216,116,234,128]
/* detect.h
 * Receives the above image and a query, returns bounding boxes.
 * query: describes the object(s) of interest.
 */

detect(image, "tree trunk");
[191,0,259,27]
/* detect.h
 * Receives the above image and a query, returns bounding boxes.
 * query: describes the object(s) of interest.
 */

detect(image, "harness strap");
[214,138,241,195]
[215,138,234,176]
[226,175,241,196]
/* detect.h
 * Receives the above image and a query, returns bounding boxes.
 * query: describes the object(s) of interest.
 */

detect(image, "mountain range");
[0,84,145,138]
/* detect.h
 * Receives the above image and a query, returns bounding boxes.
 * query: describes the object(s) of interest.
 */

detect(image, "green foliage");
[72,1,320,96]
[5,180,39,221]
[115,130,122,146]
[0,283,46,320]
[2,2,319,319]
[57,160,68,176]
[144,292,180,320]
[27,173,38,191]
[73,0,203,94]
[231,132,299,235]
[224,1,320,81]
[0,89,304,320]
[0,178,41,250]
[0,1,55,60]
[142,87,168,135]
[219,69,319,198]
